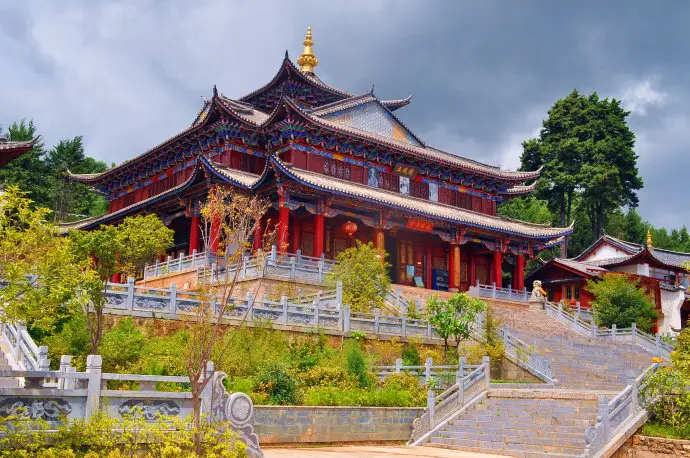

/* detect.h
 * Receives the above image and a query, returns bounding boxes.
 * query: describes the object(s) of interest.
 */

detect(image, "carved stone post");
[395,358,402,373]
[169,282,177,316]
[374,308,380,334]
[336,281,343,310]
[425,357,433,386]
[427,390,436,428]
[401,312,407,337]
[58,355,72,390]
[85,355,103,420]
[343,305,351,332]
[483,356,491,389]
[281,296,288,325]
[598,396,610,445]
[631,323,637,345]
[457,357,466,384]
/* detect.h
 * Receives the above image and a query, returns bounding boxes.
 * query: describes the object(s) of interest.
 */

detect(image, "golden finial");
[647,230,653,247]
[297,26,318,74]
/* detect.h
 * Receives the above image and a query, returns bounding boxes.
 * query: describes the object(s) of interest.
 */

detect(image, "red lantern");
[342,220,358,238]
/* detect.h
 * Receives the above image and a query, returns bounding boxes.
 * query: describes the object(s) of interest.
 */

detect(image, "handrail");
[543,301,674,357]
[0,322,50,372]
[583,363,660,457]
[409,357,490,446]
[469,280,530,302]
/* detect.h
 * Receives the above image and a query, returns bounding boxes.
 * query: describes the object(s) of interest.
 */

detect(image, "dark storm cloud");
[2,1,689,228]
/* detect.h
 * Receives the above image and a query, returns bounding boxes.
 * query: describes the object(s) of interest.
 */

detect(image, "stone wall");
[613,435,690,457]
[253,406,424,444]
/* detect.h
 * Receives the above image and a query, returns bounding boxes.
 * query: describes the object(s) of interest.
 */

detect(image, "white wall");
[658,288,685,335]
[585,244,632,262]
[609,263,649,276]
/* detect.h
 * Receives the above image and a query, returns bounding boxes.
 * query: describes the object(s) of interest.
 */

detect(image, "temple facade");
[66,28,572,292]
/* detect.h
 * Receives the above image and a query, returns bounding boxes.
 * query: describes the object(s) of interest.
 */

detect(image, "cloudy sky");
[1,1,687,228]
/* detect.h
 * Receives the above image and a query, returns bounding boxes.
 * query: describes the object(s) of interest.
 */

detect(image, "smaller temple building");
[527,233,690,334]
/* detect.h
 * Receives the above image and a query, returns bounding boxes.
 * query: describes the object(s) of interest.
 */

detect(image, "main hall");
[66,28,572,293]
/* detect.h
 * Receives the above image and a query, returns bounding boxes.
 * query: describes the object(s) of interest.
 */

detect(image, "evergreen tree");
[521,90,643,246]
[46,137,107,221]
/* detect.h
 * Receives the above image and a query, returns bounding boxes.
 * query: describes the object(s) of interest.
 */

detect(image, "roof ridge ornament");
[297,26,318,74]
[647,230,653,248]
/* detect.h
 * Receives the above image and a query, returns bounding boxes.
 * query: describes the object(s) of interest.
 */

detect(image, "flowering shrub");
[0,412,247,457]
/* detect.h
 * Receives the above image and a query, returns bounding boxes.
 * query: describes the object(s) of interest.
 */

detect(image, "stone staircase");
[491,303,654,390]
[0,354,19,388]
[427,389,599,457]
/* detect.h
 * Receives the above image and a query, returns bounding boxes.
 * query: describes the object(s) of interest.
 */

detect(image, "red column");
[253,219,264,252]
[425,243,433,289]
[278,197,289,252]
[516,254,525,290]
[314,213,325,258]
[291,216,301,254]
[189,214,200,253]
[210,216,220,253]
[448,245,456,291]
[493,250,503,288]
[469,246,477,287]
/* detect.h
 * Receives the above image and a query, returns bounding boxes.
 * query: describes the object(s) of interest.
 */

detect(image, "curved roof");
[0,136,40,168]
[271,156,571,240]
[276,97,542,184]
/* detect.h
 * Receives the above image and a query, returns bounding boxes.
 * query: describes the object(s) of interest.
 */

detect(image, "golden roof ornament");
[297,27,318,74]
[647,230,653,247]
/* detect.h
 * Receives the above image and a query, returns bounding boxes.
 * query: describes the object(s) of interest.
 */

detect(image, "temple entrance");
[395,229,449,290]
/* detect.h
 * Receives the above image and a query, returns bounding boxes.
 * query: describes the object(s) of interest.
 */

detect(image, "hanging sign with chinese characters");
[405,219,435,232]
[393,163,419,179]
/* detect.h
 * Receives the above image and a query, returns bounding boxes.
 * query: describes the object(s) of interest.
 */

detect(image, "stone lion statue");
[530,280,547,301]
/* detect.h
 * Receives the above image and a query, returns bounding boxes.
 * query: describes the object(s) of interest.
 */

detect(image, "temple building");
[66,28,572,292]
[0,136,39,169]
[527,233,690,334]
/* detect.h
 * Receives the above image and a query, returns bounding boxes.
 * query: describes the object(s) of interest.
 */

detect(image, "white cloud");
[619,79,668,116]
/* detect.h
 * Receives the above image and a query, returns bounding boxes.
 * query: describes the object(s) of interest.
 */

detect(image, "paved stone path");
[264,446,505,457]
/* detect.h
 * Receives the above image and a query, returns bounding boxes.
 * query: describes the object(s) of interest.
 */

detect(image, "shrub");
[644,367,690,428]
[98,318,146,372]
[286,333,332,372]
[367,337,402,365]
[41,313,91,370]
[587,273,659,332]
[346,342,371,389]
[325,241,391,312]
[378,373,426,405]
[301,386,424,407]
[401,344,421,367]
[254,364,298,405]
[297,365,353,389]
[0,412,247,457]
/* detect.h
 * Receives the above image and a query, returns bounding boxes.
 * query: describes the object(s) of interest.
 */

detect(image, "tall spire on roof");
[297,26,318,74]
[647,230,653,247]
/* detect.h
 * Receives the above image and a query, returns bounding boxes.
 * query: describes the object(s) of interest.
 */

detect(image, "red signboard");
[406,219,434,232]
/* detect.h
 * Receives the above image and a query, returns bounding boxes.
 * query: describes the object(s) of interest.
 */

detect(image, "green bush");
[302,386,424,407]
[41,313,91,370]
[346,342,371,389]
[588,273,659,332]
[378,373,426,405]
[254,364,298,405]
[297,365,353,389]
[0,412,247,457]
[401,344,421,367]
[99,318,146,372]
[287,333,332,372]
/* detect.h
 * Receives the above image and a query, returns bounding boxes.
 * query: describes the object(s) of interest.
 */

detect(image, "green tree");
[587,273,658,332]
[498,196,553,225]
[427,293,487,356]
[69,215,173,354]
[0,186,89,333]
[46,137,107,221]
[325,241,391,312]
[521,90,643,244]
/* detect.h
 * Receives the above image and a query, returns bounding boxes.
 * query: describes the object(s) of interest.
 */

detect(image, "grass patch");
[641,421,690,440]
